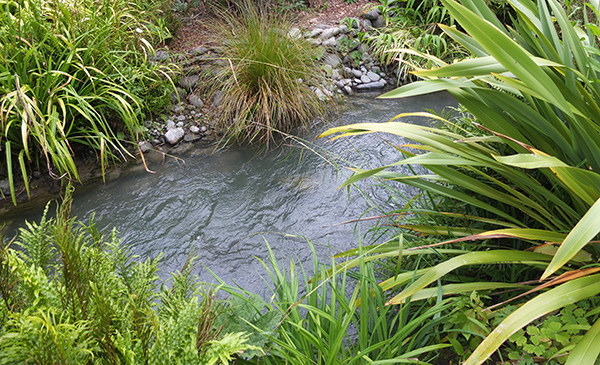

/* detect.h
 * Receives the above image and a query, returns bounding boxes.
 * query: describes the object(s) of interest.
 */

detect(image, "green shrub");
[0,0,176,205]
[211,1,330,146]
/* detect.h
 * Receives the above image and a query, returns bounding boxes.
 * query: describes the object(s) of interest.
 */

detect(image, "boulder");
[323,53,342,68]
[320,27,340,40]
[188,93,204,108]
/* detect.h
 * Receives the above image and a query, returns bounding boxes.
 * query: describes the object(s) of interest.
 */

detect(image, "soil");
[168,0,374,52]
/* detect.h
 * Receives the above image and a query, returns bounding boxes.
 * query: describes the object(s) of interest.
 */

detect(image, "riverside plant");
[321,0,600,362]
[0,0,176,205]
[0,186,260,364]
[221,241,453,364]
[210,1,330,147]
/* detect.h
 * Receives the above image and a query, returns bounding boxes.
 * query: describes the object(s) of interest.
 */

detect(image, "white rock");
[164,127,185,145]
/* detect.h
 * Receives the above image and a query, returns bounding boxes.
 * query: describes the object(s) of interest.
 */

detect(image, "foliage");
[321,0,600,362]
[0,186,258,364]
[223,242,453,364]
[0,0,176,205]
[210,1,330,146]
[365,0,465,81]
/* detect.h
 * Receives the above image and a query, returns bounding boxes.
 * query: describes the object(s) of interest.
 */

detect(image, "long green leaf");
[565,316,600,365]
[542,198,600,280]
[387,250,552,305]
[465,274,600,365]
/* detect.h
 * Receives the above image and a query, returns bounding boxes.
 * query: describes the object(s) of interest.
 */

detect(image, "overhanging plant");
[320,0,600,362]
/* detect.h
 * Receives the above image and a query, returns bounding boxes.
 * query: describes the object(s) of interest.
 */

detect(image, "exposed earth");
[168,0,374,52]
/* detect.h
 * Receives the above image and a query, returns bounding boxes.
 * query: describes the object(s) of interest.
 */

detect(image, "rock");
[314,88,327,100]
[309,28,323,38]
[171,87,187,103]
[339,25,349,34]
[164,127,185,145]
[322,37,337,48]
[367,71,381,82]
[213,90,224,108]
[138,141,152,153]
[187,93,204,108]
[360,74,371,83]
[356,80,386,90]
[201,126,208,132]
[372,15,386,28]
[343,85,353,95]
[354,78,362,84]
[176,115,186,121]
[335,80,345,89]
[315,24,329,29]
[190,126,201,134]
[184,134,201,143]
[166,120,176,130]
[150,50,170,61]
[309,38,322,46]
[372,66,382,73]
[351,69,363,78]
[362,9,380,20]
[179,74,199,90]
[322,64,333,77]
[0,179,9,193]
[342,67,353,78]
[152,139,161,146]
[176,121,184,127]
[320,27,340,40]
[288,27,301,39]
[332,69,341,80]
[192,46,208,55]
[210,46,224,54]
[323,53,341,68]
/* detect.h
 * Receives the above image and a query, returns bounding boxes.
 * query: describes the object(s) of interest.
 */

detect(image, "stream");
[1,92,456,294]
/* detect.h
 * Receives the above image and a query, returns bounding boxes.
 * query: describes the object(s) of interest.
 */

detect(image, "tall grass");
[210,1,330,146]
[0,0,175,205]
[322,0,600,362]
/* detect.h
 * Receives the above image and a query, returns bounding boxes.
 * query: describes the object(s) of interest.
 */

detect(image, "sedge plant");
[210,1,330,147]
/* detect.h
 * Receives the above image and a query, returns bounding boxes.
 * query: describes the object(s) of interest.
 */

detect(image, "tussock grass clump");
[212,2,330,146]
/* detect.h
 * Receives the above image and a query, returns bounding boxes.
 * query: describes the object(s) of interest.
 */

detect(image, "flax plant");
[321,0,600,362]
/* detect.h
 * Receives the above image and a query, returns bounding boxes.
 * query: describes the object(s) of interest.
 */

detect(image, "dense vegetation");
[3,0,600,363]
[210,1,330,146]
[0,0,175,204]
[323,0,600,362]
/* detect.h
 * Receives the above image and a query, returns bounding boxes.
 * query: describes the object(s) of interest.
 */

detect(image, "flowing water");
[1,92,456,293]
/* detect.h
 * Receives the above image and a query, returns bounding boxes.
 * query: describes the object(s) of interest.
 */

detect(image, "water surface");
[1,92,456,293]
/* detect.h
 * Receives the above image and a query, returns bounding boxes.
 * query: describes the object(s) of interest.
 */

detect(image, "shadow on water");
[1,91,457,294]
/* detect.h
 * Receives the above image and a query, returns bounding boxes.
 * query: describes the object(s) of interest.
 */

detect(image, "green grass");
[0,0,176,205]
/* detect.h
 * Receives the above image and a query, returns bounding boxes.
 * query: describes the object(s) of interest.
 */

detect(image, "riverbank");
[0,0,402,212]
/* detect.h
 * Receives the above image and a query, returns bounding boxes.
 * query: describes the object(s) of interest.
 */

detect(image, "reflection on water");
[1,92,457,293]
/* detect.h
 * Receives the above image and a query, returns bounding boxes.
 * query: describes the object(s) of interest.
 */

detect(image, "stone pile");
[145,10,398,148]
